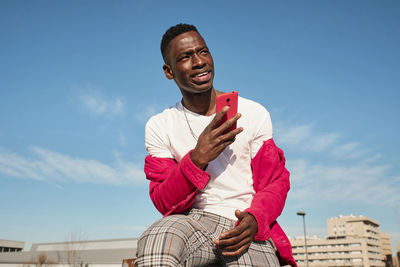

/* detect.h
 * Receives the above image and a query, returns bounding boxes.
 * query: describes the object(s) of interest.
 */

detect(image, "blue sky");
[1,0,399,254]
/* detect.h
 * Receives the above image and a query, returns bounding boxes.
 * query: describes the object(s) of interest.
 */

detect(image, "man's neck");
[181,88,220,116]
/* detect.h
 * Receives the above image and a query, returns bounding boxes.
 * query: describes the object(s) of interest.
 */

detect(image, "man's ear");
[163,64,174,80]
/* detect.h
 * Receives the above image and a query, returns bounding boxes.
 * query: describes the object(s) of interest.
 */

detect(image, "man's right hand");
[190,106,243,169]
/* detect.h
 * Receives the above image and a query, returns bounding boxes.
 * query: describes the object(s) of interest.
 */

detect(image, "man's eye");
[179,55,190,61]
[201,50,209,54]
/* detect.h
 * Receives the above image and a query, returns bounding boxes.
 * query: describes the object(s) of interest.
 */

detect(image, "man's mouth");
[191,71,211,83]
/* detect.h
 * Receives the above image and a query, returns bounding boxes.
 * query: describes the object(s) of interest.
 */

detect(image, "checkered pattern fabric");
[135,209,280,266]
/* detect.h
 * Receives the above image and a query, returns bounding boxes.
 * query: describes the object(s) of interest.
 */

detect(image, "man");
[135,24,296,267]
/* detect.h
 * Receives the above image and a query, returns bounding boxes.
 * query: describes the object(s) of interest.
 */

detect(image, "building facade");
[394,245,400,267]
[0,240,24,253]
[291,214,387,267]
[0,238,137,266]
[380,233,394,267]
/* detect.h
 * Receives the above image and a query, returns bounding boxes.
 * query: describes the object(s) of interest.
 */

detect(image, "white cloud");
[0,147,145,186]
[134,105,163,123]
[118,131,127,147]
[277,124,341,153]
[331,142,369,159]
[277,122,373,158]
[79,89,124,117]
[278,124,312,146]
[276,122,400,207]
[288,159,399,206]
[311,133,341,152]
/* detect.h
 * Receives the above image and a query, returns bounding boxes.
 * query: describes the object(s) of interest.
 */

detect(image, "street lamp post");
[297,211,309,267]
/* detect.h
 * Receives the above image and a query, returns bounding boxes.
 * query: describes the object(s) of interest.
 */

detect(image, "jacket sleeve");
[144,150,210,216]
[244,138,291,240]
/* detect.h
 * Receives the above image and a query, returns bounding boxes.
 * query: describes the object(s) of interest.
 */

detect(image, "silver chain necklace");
[182,104,198,141]
[181,101,213,141]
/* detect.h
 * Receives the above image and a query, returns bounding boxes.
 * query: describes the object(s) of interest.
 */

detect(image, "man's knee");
[136,214,196,266]
[138,214,194,241]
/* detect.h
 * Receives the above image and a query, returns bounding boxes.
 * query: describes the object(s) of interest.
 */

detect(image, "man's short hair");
[161,23,199,62]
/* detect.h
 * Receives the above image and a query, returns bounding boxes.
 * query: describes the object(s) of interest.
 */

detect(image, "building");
[0,240,24,253]
[394,245,400,267]
[0,238,137,266]
[291,214,387,267]
[380,233,394,267]
[291,235,384,267]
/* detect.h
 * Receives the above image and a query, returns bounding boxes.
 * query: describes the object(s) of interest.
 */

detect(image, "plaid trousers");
[135,209,280,267]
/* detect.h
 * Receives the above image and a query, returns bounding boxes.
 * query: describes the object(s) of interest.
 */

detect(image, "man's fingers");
[213,211,258,257]
[209,106,230,129]
[216,126,243,145]
[218,236,252,256]
[219,222,247,240]
[235,209,245,220]
[216,231,250,250]
[221,241,251,256]
[217,231,250,247]
[208,127,242,157]
[219,228,240,240]
[221,236,251,251]
[209,106,241,134]
[214,113,241,135]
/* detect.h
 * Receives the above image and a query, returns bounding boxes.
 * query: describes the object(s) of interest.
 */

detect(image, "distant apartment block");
[394,245,400,267]
[381,232,394,267]
[290,214,391,267]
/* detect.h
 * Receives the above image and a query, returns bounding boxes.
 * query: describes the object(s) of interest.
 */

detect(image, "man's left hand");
[214,210,258,256]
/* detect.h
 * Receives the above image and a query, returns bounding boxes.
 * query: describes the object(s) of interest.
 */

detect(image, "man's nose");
[192,54,206,68]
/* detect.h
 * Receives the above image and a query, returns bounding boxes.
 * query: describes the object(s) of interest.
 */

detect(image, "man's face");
[163,31,214,94]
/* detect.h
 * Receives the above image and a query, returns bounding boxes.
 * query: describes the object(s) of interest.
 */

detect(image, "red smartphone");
[216,91,238,132]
